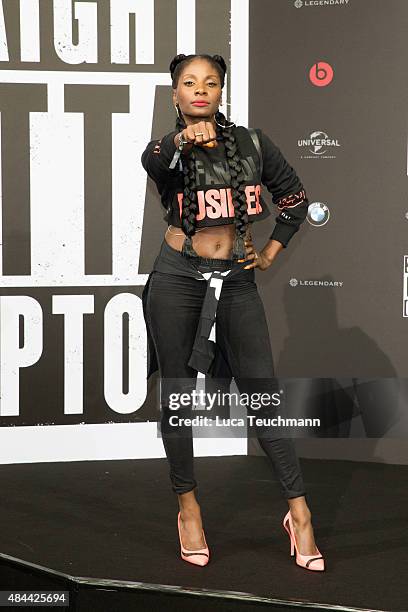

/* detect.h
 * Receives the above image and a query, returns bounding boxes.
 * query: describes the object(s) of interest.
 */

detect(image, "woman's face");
[173,58,222,125]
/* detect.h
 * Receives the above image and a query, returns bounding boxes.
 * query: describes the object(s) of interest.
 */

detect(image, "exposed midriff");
[164,224,252,259]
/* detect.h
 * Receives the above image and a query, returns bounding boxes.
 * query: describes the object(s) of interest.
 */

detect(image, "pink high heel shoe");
[177,511,210,567]
[283,510,325,571]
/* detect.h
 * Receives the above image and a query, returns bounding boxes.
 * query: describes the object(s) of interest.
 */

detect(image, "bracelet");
[169,132,189,170]
[177,132,189,148]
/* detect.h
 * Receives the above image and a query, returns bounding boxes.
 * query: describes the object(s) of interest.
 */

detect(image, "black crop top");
[141,125,309,248]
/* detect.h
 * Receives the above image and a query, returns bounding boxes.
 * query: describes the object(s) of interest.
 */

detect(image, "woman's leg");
[215,277,320,555]
[145,271,207,549]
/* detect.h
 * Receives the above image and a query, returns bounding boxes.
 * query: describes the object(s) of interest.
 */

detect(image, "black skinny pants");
[144,240,306,500]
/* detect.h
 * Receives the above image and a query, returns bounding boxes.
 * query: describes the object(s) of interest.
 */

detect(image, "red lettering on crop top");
[177,185,263,221]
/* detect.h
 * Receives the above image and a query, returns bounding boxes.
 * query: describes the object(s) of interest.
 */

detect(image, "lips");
[192,101,209,106]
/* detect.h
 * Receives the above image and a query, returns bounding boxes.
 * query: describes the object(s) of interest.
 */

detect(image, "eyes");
[183,80,218,87]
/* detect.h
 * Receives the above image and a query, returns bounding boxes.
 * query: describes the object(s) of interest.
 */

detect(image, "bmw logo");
[307,202,330,227]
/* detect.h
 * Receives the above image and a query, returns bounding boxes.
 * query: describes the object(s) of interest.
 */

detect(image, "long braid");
[174,109,200,257]
[215,110,248,260]
[169,53,248,260]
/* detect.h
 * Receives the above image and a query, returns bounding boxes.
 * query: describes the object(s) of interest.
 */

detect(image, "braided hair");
[170,53,248,260]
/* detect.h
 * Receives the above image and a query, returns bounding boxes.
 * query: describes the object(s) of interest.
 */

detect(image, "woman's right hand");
[174,121,218,150]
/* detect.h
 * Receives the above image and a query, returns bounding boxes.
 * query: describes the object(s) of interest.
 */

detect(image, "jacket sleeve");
[140,130,180,193]
[257,128,309,248]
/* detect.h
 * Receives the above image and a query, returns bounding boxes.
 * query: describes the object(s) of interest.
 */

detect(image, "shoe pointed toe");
[182,552,209,566]
[295,552,325,571]
[310,557,325,571]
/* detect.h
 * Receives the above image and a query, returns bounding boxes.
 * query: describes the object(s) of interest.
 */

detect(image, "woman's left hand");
[238,238,273,271]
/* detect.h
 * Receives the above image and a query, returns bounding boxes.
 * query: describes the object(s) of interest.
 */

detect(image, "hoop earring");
[214,110,235,129]
[174,103,182,120]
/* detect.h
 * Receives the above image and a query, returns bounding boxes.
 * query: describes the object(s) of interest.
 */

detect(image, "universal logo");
[403,256,408,317]
[307,202,330,226]
[289,278,344,287]
[295,0,350,8]
[298,131,341,159]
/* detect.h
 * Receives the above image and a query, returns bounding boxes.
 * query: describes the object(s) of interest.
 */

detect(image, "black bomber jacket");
[141,125,309,248]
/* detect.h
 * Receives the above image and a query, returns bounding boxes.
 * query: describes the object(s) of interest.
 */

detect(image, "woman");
[141,53,325,571]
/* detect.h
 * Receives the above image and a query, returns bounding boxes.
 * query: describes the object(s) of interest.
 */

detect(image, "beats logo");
[309,62,334,86]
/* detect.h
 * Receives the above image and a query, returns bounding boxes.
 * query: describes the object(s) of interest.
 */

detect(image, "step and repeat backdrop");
[0,0,407,465]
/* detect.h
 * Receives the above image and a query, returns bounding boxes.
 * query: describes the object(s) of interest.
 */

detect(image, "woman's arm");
[141,122,218,192]
[141,130,181,189]
[242,130,309,270]
[256,128,309,249]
